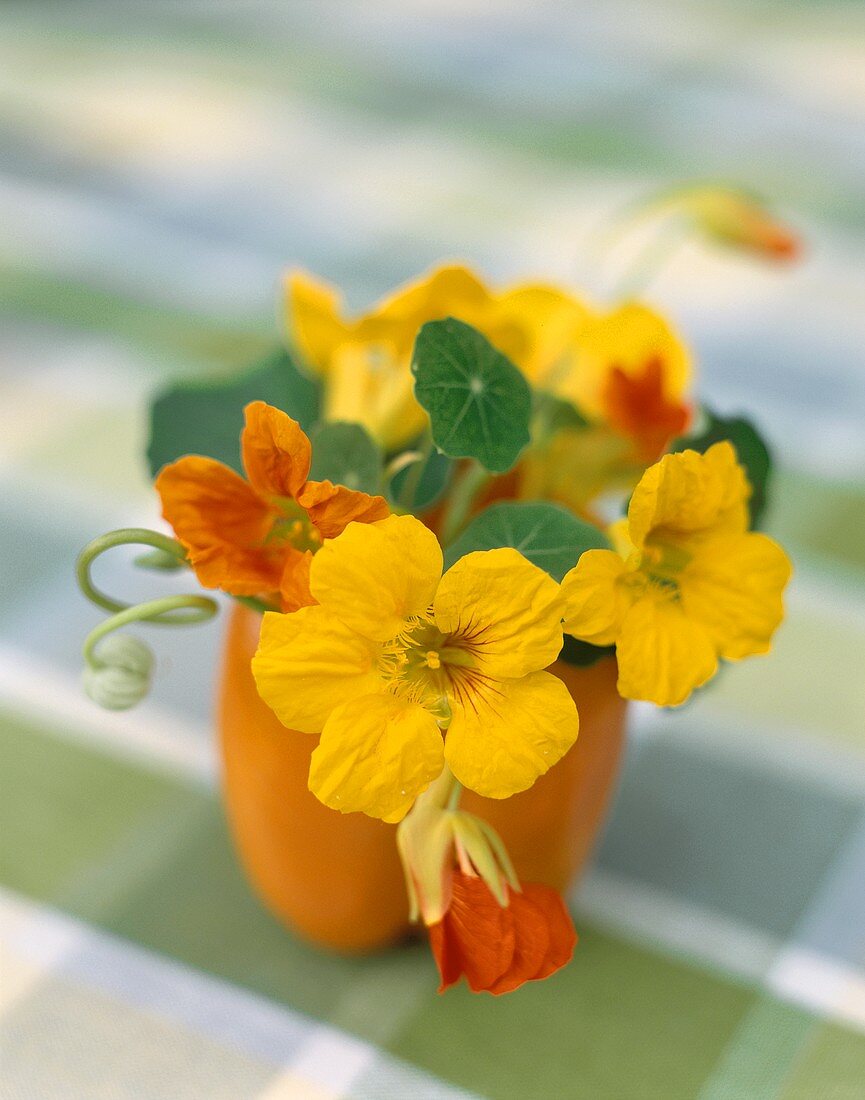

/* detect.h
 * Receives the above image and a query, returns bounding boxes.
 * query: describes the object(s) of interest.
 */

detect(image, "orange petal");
[278,547,315,612]
[155,456,281,595]
[521,882,578,981]
[241,401,312,501]
[299,479,390,540]
[487,890,551,995]
[602,358,691,462]
[429,872,515,993]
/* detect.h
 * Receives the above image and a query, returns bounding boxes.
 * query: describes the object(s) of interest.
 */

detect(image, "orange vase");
[218,603,627,953]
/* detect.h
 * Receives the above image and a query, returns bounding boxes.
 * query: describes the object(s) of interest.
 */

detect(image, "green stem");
[396,431,434,511]
[611,219,693,300]
[77,528,189,616]
[439,461,489,545]
[83,594,218,669]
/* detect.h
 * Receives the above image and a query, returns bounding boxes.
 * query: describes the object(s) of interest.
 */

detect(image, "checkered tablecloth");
[1,2,864,1097]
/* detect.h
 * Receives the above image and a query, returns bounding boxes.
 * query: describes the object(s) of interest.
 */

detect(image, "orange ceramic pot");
[218,603,627,953]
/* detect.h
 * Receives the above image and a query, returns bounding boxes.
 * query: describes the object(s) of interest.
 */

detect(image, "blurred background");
[1,2,864,1098]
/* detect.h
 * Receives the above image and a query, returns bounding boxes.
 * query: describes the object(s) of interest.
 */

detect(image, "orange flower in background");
[429,871,577,995]
[155,401,388,610]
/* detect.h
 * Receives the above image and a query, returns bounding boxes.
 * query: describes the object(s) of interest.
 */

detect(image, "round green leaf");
[411,318,531,474]
[309,422,383,494]
[443,501,610,582]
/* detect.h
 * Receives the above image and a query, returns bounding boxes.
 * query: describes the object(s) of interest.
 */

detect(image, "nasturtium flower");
[548,303,693,462]
[253,514,578,821]
[429,871,577,995]
[156,401,388,610]
[286,264,590,448]
[561,442,792,707]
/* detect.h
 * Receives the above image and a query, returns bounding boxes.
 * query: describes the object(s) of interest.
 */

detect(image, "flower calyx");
[396,769,517,926]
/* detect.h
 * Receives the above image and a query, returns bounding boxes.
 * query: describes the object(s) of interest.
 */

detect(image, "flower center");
[636,534,693,596]
[267,499,323,554]
[379,615,486,722]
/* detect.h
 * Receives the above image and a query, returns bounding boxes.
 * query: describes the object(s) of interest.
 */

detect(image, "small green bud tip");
[83,634,155,711]
[134,548,186,572]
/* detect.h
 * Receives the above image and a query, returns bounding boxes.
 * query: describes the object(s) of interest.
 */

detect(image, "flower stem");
[396,431,434,511]
[77,528,189,615]
[83,594,218,669]
[439,461,488,545]
[611,218,692,300]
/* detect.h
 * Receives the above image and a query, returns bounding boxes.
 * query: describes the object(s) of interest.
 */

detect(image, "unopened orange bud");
[673,184,801,263]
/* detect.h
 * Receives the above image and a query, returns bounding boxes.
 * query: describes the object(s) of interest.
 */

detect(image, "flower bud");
[675,185,800,262]
[83,634,154,711]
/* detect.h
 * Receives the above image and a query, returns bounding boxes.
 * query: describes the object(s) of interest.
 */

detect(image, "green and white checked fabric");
[1,2,864,1096]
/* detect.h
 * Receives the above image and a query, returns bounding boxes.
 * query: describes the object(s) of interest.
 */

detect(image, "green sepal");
[671,407,772,528]
[146,348,320,477]
[308,421,383,495]
[558,635,616,668]
[443,500,610,582]
[411,318,531,474]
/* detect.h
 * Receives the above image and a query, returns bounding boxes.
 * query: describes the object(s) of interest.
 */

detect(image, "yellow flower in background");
[286,264,590,448]
[253,514,578,821]
[561,442,792,706]
[547,302,693,461]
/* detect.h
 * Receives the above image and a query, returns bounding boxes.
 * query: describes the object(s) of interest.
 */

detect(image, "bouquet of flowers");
[77,186,795,995]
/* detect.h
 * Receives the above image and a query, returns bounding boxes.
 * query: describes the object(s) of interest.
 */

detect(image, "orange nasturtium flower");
[429,871,577,994]
[155,401,389,611]
[286,263,590,448]
[561,442,792,707]
[253,514,579,822]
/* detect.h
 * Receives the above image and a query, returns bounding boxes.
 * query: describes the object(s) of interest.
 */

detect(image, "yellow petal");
[434,549,564,677]
[252,606,381,734]
[284,270,351,374]
[323,340,428,450]
[681,532,792,660]
[558,303,691,418]
[310,514,443,642]
[309,693,444,821]
[357,263,490,355]
[445,672,579,799]
[616,595,717,706]
[561,549,634,646]
[486,284,593,384]
[627,440,750,549]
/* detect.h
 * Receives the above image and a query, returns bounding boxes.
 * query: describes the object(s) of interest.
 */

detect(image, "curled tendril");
[77,528,220,710]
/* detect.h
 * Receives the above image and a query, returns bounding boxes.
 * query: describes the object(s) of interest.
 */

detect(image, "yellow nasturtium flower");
[561,442,792,707]
[545,302,694,462]
[286,264,590,448]
[253,514,578,821]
